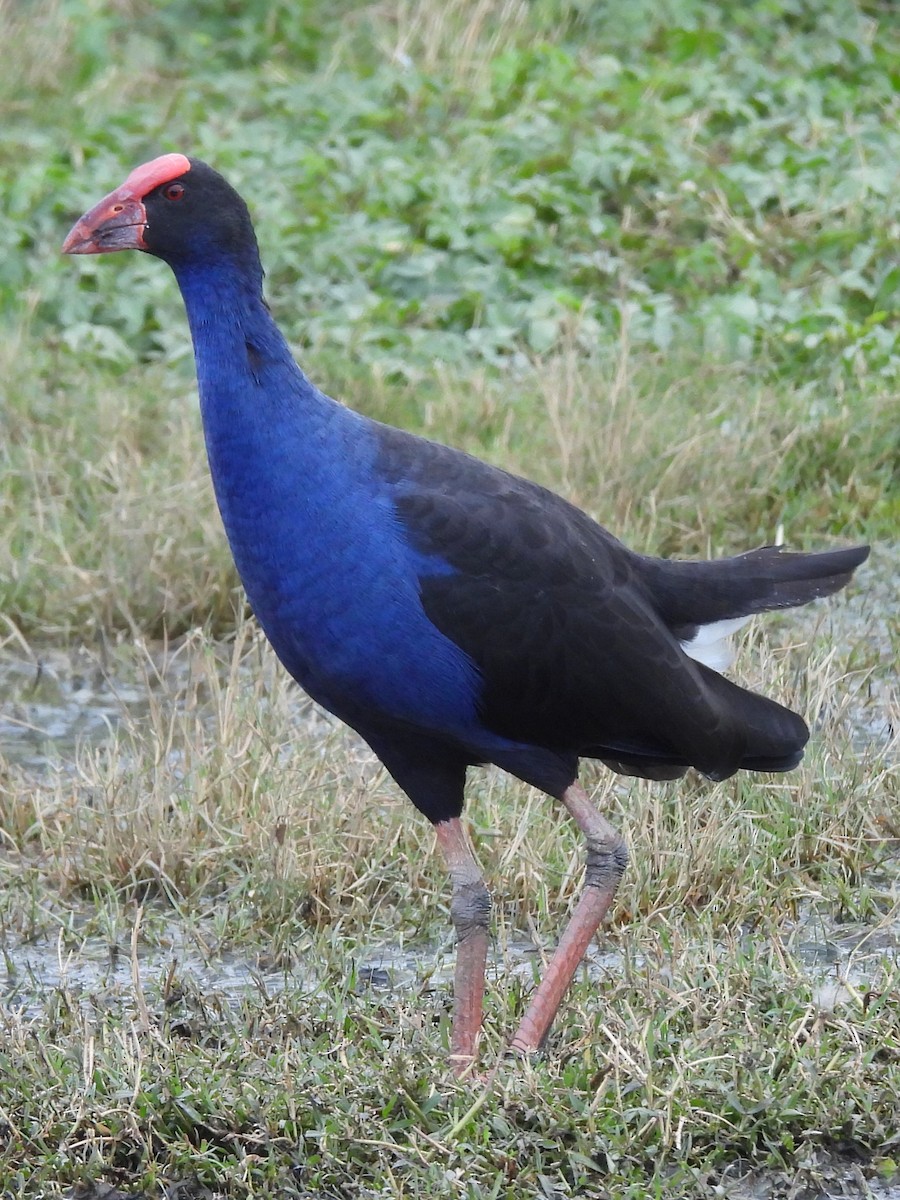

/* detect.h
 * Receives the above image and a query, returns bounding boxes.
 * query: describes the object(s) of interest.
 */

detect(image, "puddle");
[3,906,897,1023]
[0,926,556,1022]
[783,905,900,999]
[719,1164,900,1200]
[792,542,898,755]
[0,645,154,769]
[1,931,292,1020]
[0,634,333,771]
[0,641,226,770]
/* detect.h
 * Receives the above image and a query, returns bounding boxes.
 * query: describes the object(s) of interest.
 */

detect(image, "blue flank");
[172,258,502,753]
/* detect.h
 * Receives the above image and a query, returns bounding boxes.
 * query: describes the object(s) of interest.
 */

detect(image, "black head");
[63,153,261,274]
[142,157,259,267]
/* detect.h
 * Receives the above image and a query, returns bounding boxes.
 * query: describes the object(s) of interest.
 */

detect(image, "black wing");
[374,425,772,780]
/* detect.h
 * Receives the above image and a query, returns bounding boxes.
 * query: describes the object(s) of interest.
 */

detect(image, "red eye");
[163,182,185,201]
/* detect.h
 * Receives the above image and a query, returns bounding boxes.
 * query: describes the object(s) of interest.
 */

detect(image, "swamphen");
[63,155,869,1072]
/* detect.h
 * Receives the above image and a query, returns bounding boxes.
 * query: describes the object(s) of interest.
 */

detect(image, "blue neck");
[169,253,364,491]
[167,252,369,578]
[171,257,320,418]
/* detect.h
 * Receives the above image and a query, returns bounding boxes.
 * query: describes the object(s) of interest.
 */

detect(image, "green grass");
[0,0,898,1195]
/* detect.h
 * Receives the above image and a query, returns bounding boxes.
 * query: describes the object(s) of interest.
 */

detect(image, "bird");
[63,154,869,1074]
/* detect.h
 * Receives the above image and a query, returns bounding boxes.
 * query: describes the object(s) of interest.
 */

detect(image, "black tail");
[590,542,868,784]
[642,543,869,634]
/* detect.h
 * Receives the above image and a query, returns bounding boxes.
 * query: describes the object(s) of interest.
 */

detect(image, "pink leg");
[511,782,627,1054]
[434,818,491,1075]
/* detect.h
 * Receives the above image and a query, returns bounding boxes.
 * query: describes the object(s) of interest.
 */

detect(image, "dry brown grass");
[347,0,530,88]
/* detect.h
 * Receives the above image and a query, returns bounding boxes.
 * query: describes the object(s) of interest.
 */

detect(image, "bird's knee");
[450,877,492,942]
[584,828,629,893]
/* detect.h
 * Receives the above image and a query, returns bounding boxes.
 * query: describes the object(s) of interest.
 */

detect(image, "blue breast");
[175,263,482,739]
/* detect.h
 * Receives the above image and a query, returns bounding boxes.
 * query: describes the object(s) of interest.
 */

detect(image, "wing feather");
[375,426,748,778]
